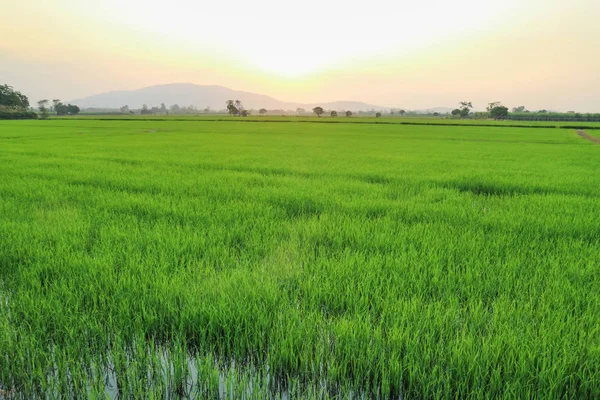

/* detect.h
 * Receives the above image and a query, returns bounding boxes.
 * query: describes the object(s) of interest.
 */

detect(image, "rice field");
[0,119,599,398]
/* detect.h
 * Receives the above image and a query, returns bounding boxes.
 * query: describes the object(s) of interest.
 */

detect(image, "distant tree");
[376,112,382,118]
[312,106,324,117]
[346,110,352,117]
[170,104,181,114]
[241,109,250,117]
[52,99,61,113]
[0,85,30,110]
[330,110,338,117]
[120,105,130,114]
[234,100,244,116]
[259,108,267,115]
[390,110,395,116]
[159,103,167,114]
[55,102,69,115]
[511,106,527,113]
[37,99,49,119]
[538,109,548,113]
[486,101,502,112]
[204,107,210,114]
[68,104,80,115]
[226,100,239,116]
[141,104,150,115]
[489,106,509,119]
[432,112,440,117]
[399,109,406,116]
[451,109,461,116]
[459,101,473,118]
[296,108,305,115]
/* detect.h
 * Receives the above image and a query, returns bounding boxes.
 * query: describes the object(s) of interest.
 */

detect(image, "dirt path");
[577,130,600,144]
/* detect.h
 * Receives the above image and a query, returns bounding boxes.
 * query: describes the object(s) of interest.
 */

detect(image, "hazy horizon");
[2,0,599,112]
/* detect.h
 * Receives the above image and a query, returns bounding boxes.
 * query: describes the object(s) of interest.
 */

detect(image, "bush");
[0,110,38,120]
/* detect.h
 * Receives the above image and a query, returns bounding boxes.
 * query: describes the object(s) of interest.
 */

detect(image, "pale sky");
[1,0,599,111]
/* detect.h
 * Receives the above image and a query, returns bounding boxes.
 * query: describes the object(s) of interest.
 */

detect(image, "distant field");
[54,114,600,129]
[1,120,599,398]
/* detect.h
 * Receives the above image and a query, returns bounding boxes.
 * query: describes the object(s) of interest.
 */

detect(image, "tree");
[313,107,324,117]
[170,104,181,114]
[226,100,239,116]
[296,108,305,115]
[159,103,167,114]
[37,99,49,119]
[52,99,61,113]
[390,110,395,116]
[486,101,502,112]
[241,109,250,117]
[376,112,382,118]
[399,109,406,116]
[259,108,267,115]
[451,109,461,117]
[141,104,151,115]
[489,106,509,119]
[204,107,210,114]
[346,110,352,117]
[432,112,440,117]
[120,105,130,114]
[512,106,527,113]
[55,102,69,115]
[330,110,338,117]
[0,85,30,110]
[459,101,473,118]
[67,104,80,115]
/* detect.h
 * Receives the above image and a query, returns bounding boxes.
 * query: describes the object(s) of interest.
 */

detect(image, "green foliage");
[459,101,473,118]
[55,102,80,116]
[507,111,600,122]
[490,106,509,119]
[37,99,49,120]
[0,110,38,120]
[0,84,30,110]
[226,100,240,116]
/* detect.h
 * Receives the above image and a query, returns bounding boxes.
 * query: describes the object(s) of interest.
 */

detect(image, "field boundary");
[49,117,600,130]
[576,130,600,144]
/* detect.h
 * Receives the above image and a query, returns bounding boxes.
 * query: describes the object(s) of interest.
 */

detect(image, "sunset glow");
[1,0,599,111]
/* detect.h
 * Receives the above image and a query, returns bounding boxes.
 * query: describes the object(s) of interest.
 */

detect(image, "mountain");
[70,83,390,112]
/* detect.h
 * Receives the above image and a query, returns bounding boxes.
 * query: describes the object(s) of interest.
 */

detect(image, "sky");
[1,0,599,111]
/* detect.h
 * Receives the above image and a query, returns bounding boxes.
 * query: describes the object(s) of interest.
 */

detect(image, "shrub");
[0,110,38,120]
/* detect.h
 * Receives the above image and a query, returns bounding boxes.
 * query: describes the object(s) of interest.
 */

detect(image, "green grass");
[53,114,600,129]
[1,120,599,398]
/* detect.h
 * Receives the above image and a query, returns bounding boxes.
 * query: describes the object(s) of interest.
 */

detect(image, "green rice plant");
[0,119,599,398]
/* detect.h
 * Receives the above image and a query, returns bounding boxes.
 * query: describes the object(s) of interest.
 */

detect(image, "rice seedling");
[0,119,599,398]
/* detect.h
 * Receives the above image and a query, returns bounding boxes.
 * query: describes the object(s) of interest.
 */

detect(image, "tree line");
[1,84,82,119]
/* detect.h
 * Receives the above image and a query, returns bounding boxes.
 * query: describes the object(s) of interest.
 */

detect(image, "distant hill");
[71,83,390,112]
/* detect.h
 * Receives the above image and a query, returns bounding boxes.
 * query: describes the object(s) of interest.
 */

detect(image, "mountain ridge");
[70,83,448,113]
